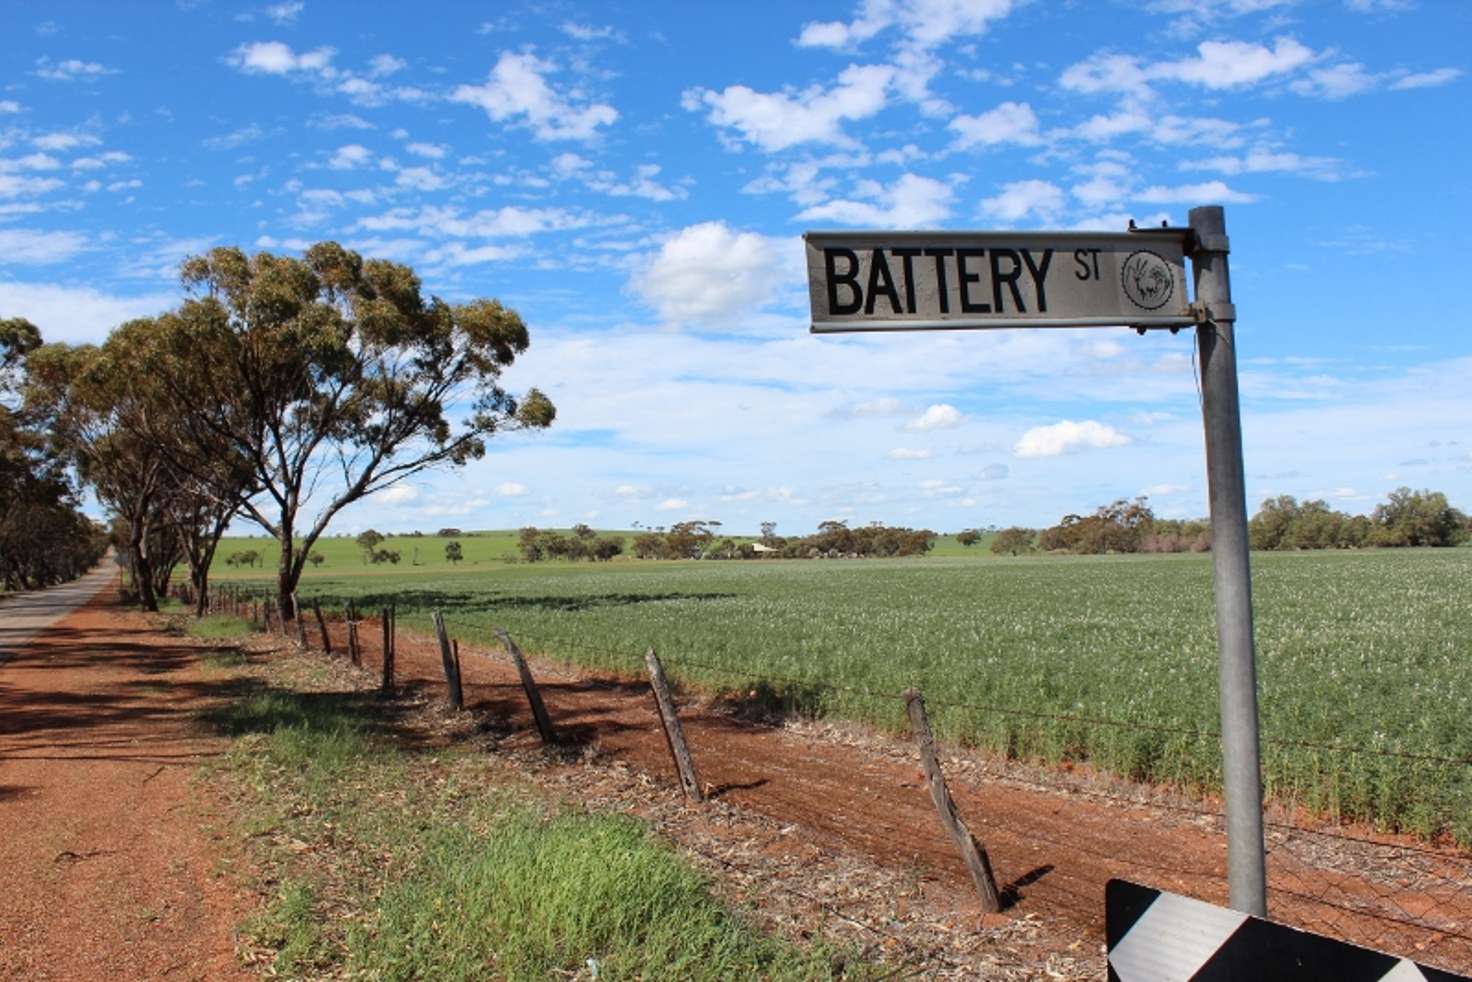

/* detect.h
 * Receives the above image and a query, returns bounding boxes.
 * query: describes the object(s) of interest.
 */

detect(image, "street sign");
[804,230,1196,333]
[808,208,1271,918]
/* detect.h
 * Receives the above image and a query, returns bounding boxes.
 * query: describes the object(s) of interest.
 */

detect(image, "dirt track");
[0,577,248,981]
[313,610,1472,974]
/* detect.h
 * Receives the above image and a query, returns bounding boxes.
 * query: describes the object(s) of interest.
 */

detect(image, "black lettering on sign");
[956,247,991,314]
[891,247,922,313]
[864,249,903,315]
[924,248,953,313]
[824,248,862,315]
[1073,248,1102,281]
[989,247,1026,313]
[1021,248,1054,313]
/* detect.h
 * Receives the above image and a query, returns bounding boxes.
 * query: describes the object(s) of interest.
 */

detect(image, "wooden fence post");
[294,594,307,647]
[431,611,464,710]
[380,606,394,691]
[347,616,360,667]
[645,648,704,802]
[495,629,555,744]
[903,688,1002,913]
[313,599,331,655]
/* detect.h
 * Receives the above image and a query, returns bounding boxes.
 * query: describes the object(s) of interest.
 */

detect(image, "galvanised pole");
[1190,204,1267,916]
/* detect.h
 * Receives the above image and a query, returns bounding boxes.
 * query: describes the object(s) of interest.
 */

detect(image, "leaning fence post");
[431,611,464,710]
[904,688,1002,913]
[495,628,555,744]
[312,599,331,655]
[294,593,307,647]
[645,648,704,802]
[380,606,394,691]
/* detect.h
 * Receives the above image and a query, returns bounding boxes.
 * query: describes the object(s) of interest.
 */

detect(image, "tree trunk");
[130,519,158,611]
[276,520,297,617]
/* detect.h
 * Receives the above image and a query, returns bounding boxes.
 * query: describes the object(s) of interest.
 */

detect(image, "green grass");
[187,614,254,640]
[205,664,866,979]
[226,547,1472,843]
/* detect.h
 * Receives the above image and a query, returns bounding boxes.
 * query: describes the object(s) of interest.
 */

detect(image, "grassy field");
[219,545,1472,843]
[210,529,999,576]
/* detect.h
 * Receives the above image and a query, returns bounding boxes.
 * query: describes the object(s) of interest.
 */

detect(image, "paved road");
[0,564,119,662]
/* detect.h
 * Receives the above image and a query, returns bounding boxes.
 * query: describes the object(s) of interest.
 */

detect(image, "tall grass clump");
[356,807,853,981]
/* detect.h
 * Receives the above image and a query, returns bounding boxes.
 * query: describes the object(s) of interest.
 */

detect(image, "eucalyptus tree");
[0,318,106,590]
[146,242,554,612]
[24,340,183,608]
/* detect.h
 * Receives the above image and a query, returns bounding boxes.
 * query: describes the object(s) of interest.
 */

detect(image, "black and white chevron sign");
[1106,879,1468,982]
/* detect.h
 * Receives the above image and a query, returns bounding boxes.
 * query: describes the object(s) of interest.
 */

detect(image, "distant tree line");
[1019,487,1468,556]
[0,318,108,592]
[1249,489,1467,550]
[626,520,936,561]
[518,524,625,562]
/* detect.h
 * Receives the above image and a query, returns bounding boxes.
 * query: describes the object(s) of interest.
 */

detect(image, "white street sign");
[804,230,1196,333]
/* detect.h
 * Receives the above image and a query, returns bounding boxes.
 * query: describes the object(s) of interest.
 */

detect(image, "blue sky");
[2,0,1468,535]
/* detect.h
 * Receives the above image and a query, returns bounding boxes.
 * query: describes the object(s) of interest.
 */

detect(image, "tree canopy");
[124,242,554,609]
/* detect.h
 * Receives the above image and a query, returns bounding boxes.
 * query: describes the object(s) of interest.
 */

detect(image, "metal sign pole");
[1188,205,1267,917]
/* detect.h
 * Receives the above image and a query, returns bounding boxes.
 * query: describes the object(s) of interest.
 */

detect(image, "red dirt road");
[0,575,249,981]
[316,612,1472,974]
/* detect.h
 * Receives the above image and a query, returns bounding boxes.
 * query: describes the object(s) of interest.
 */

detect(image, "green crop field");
[217,544,1472,843]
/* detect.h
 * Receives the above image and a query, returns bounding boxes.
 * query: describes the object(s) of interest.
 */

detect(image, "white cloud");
[1061,37,1315,97]
[0,153,62,172]
[797,173,952,228]
[228,41,335,75]
[394,166,447,191]
[948,101,1041,149]
[1014,420,1132,458]
[0,282,173,344]
[0,175,64,199]
[327,143,372,169]
[634,221,791,326]
[1142,482,1187,496]
[1135,180,1257,204]
[682,64,893,152]
[1390,67,1461,90]
[314,112,373,130]
[981,179,1065,222]
[405,142,447,159]
[656,497,690,511]
[368,53,406,76]
[71,151,131,171]
[0,229,88,264]
[356,204,594,238]
[1290,62,1377,99]
[614,484,651,498]
[560,21,627,44]
[204,124,267,150]
[0,101,20,114]
[265,1,304,24]
[34,57,117,82]
[452,52,618,142]
[887,447,934,460]
[496,481,528,496]
[381,484,419,505]
[906,404,964,431]
[1179,148,1350,181]
[797,0,1015,50]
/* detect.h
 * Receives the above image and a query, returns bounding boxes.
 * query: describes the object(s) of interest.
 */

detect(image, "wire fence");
[185,581,1472,975]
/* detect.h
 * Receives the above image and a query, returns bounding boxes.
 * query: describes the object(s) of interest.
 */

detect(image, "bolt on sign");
[804,230,1197,332]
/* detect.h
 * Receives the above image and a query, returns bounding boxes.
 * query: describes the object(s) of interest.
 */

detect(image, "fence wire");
[187,583,1472,974]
